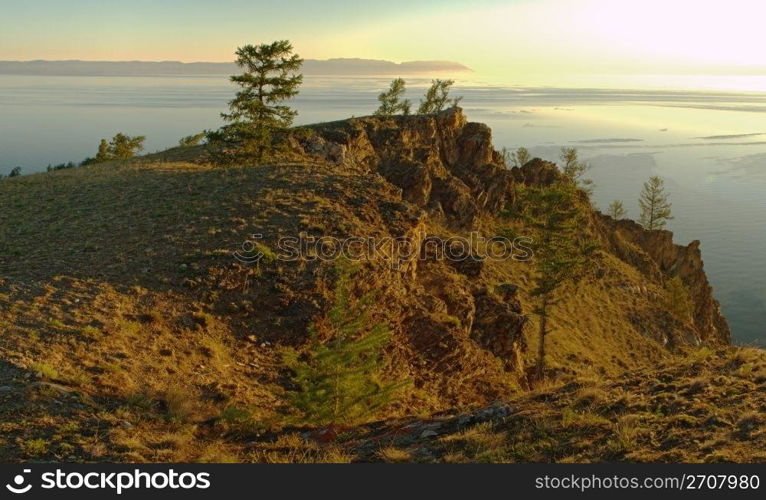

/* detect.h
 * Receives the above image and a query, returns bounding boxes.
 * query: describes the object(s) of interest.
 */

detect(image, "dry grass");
[247,433,353,463]
[313,346,766,463]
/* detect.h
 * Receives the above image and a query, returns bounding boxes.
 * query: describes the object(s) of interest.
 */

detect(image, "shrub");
[216,406,264,437]
[502,147,531,168]
[374,78,411,116]
[29,362,60,380]
[47,162,76,172]
[607,200,626,219]
[662,275,693,323]
[162,385,196,422]
[560,147,593,194]
[418,79,462,114]
[21,439,49,457]
[110,133,146,159]
[91,133,146,163]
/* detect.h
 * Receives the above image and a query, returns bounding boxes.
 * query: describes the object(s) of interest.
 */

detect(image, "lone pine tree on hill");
[560,147,593,195]
[514,181,597,381]
[639,176,673,230]
[207,40,303,164]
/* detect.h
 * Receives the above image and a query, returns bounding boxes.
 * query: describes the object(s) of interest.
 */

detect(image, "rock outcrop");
[598,216,731,345]
[297,109,515,226]
[294,107,730,352]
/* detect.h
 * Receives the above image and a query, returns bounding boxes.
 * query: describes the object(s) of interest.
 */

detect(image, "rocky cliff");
[296,109,515,225]
[291,107,730,350]
[597,217,730,345]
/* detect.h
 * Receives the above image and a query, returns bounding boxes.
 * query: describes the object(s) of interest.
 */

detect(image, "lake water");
[1,74,765,345]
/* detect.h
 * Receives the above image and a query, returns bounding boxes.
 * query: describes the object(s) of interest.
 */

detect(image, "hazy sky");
[2,0,765,76]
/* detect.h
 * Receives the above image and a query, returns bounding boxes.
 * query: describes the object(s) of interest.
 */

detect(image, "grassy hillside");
[0,110,743,462]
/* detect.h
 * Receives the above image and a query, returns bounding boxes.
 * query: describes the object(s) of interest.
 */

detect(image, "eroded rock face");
[598,216,731,345]
[302,108,730,344]
[281,107,730,404]
[512,158,562,187]
[300,108,515,226]
[470,286,527,373]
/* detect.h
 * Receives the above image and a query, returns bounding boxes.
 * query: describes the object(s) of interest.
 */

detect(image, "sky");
[2,0,766,77]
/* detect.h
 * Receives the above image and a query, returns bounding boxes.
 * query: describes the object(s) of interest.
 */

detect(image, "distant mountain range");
[0,59,471,76]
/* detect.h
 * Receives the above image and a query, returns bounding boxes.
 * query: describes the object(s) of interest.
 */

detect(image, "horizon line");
[0,57,473,67]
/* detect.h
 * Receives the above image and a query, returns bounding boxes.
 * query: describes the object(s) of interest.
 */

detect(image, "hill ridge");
[0,108,734,462]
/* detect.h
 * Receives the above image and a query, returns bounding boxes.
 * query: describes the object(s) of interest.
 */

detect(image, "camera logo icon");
[233,233,266,264]
[6,469,32,494]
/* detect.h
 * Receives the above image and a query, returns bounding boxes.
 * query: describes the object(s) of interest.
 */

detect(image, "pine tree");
[178,133,206,147]
[510,147,531,168]
[639,176,673,230]
[109,133,145,159]
[375,78,411,116]
[501,147,532,168]
[515,181,597,381]
[8,167,21,178]
[95,139,111,162]
[282,260,402,425]
[417,79,462,114]
[662,275,693,323]
[207,40,303,165]
[91,134,144,163]
[607,200,626,219]
[560,147,593,195]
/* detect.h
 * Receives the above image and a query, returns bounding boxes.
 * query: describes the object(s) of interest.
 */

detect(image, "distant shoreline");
[0,59,471,77]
